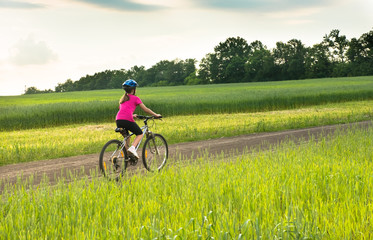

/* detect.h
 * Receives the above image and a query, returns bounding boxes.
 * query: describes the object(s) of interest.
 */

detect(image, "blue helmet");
[122,79,138,88]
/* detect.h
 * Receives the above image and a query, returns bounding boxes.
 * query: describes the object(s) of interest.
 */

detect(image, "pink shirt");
[116,95,142,122]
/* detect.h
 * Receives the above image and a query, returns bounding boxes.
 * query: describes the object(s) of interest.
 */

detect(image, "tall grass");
[1,76,373,130]
[0,101,116,130]
[1,126,372,239]
[1,100,372,166]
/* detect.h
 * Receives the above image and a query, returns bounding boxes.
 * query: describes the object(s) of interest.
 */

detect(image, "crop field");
[1,76,373,131]
[1,76,373,239]
[1,126,372,239]
[1,100,373,166]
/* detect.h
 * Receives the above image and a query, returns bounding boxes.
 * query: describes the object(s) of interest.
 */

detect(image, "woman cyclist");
[116,79,161,159]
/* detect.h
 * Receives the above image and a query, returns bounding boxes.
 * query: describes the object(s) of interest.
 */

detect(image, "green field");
[1,76,373,239]
[1,76,373,166]
[1,76,373,130]
[1,100,372,166]
[2,126,372,239]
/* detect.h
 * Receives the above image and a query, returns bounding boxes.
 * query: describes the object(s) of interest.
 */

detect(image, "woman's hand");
[153,113,162,118]
[133,114,138,118]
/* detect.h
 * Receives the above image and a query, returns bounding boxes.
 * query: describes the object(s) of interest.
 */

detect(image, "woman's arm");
[138,103,161,117]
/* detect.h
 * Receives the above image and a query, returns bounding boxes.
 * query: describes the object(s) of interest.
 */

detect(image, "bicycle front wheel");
[99,139,128,180]
[142,134,168,172]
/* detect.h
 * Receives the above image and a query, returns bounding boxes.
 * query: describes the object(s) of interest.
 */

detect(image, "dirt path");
[1,121,372,189]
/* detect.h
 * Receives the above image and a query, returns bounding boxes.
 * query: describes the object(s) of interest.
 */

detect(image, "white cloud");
[0,0,45,9]
[71,0,165,11]
[8,35,58,66]
[192,0,335,11]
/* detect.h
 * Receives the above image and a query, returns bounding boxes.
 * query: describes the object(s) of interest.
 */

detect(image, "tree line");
[25,28,373,94]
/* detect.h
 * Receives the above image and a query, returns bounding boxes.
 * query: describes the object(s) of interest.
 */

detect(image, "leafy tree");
[74,75,92,91]
[127,65,147,86]
[55,79,75,92]
[360,29,373,58]
[24,86,39,94]
[198,53,219,84]
[107,69,128,89]
[304,43,332,78]
[245,40,276,81]
[153,60,170,85]
[347,38,364,63]
[323,29,349,63]
[199,37,250,83]
[167,59,197,85]
[181,59,197,82]
[167,60,184,85]
[24,87,53,94]
[347,29,373,76]
[139,59,196,86]
[184,71,203,85]
[273,39,306,80]
[224,56,246,83]
[91,70,112,89]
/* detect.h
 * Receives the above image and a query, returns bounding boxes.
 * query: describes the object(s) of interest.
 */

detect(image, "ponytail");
[119,93,129,104]
[119,86,136,104]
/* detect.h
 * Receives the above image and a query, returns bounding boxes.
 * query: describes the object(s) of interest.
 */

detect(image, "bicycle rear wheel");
[99,139,128,180]
[142,134,168,172]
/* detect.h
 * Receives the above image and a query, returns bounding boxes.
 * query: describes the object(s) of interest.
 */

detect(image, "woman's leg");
[117,120,142,158]
[125,136,131,149]
[132,134,143,148]
[128,134,142,159]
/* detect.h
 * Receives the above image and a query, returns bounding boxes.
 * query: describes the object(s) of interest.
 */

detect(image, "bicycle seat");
[115,128,127,133]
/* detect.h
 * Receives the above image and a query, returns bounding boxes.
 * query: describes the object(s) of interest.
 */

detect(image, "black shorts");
[116,120,143,135]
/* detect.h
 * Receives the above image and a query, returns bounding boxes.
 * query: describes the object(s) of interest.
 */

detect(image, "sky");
[0,0,372,96]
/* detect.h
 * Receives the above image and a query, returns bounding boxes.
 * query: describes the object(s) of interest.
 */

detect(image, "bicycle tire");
[99,139,128,180]
[142,134,168,172]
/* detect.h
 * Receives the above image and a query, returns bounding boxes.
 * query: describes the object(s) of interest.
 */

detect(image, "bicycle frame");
[123,124,150,152]
[120,116,156,155]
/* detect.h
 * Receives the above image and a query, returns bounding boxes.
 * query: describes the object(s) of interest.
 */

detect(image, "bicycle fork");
[147,131,160,156]
[112,141,126,163]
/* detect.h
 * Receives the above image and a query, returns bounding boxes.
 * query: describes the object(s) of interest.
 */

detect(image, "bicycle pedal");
[129,156,138,165]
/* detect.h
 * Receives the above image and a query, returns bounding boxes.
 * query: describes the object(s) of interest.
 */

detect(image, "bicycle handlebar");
[136,115,162,120]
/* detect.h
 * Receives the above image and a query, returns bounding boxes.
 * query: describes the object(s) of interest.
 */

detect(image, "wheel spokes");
[143,135,167,171]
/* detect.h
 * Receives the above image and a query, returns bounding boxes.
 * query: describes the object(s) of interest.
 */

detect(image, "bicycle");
[99,115,168,180]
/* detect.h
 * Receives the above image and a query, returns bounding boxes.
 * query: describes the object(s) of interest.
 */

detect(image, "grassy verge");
[1,100,372,166]
[1,125,372,239]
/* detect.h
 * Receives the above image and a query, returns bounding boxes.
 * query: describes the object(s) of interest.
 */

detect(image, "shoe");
[128,146,139,159]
